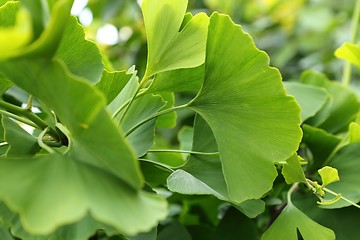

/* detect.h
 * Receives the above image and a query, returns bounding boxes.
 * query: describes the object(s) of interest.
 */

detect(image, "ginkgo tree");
[0,0,359,239]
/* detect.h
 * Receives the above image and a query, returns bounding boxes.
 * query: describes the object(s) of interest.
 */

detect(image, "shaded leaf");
[157,221,191,240]
[55,16,104,83]
[2,116,40,156]
[142,0,209,77]
[168,115,265,218]
[294,193,360,240]
[281,154,307,184]
[262,201,335,240]
[188,13,302,202]
[284,82,328,122]
[0,59,143,190]
[0,73,12,96]
[302,70,360,134]
[0,154,167,236]
[302,124,341,172]
[96,70,133,104]
[215,207,259,240]
[322,142,360,208]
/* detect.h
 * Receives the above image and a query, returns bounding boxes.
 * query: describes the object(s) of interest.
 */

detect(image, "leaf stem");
[0,110,38,128]
[139,158,175,172]
[148,149,219,156]
[287,182,299,204]
[342,0,360,86]
[0,142,8,147]
[25,95,34,110]
[323,186,360,209]
[0,100,59,139]
[38,128,55,154]
[124,104,188,137]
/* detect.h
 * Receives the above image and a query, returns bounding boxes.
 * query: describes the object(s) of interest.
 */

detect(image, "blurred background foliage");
[77,0,359,83]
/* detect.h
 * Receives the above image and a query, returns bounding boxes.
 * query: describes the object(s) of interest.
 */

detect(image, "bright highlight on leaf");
[335,42,360,68]
[318,166,340,187]
[142,0,209,77]
[0,6,32,60]
[189,13,302,202]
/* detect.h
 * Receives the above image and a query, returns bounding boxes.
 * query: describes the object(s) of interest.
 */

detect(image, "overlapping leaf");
[284,82,329,122]
[188,13,302,202]
[168,115,265,218]
[0,154,167,235]
[302,70,360,133]
[0,59,168,234]
[262,201,335,240]
[321,142,360,208]
[142,0,209,77]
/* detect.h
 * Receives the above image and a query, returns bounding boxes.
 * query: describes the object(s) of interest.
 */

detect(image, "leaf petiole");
[148,149,219,156]
[124,104,188,137]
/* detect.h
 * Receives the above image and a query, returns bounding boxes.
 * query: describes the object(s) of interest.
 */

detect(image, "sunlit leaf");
[188,13,302,202]
[142,0,209,77]
[318,166,340,187]
[335,42,360,68]
[0,3,32,60]
[349,122,360,144]
[262,201,335,240]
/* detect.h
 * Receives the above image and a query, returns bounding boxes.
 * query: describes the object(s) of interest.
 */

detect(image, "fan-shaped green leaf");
[142,0,209,77]
[0,59,143,190]
[0,154,167,236]
[188,13,302,202]
[55,16,104,83]
[262,202,335,240]
[318,166,339,187]
[168,115,265,218]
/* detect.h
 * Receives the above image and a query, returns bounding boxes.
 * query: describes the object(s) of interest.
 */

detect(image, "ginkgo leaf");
[188,13,302,202]
[142,0,209,77]
[0,3,32,60]
[0,154,167,236]
[167,115,265,218]
[318,166,340,187]
[281,154,307,184]
[2,116,40,156]
[0,59,143,190]
[261,202,335,240]
[302,70,360,134]
[284,82,329,122]
[335,42,360,68]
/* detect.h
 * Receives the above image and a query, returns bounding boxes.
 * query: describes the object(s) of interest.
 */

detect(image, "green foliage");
[0,0,359,239]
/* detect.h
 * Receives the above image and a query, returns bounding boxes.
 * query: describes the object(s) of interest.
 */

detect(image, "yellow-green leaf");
[318,166,340,187]
[335,42,360,68]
